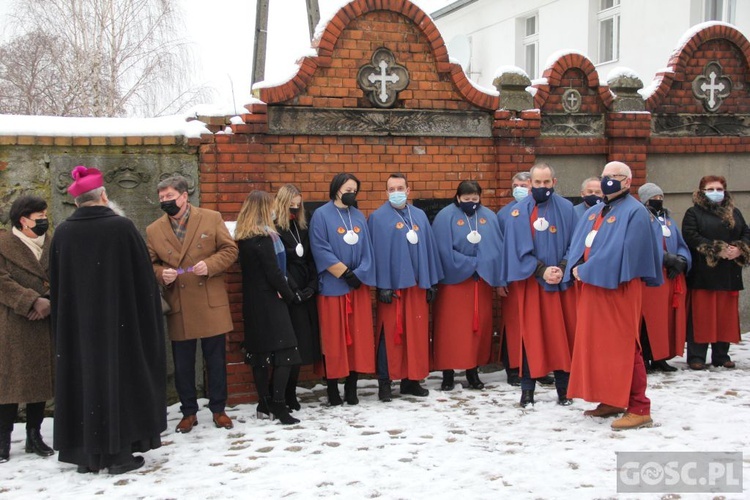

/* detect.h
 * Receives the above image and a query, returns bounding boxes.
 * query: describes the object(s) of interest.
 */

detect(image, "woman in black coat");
[681,175,750,370]
[273,184,321,411]
[236,190,301,425]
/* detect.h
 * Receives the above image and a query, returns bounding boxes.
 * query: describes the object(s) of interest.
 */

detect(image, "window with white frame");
[523,14,539,79]
[597,0,620,64]
[703,0,736,23]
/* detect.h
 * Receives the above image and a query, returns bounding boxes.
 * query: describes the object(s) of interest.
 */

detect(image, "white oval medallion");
[585,230,597,248]
[295,243,304,257]
[343,230,359,245]
[406,229,419,245]
[661,226,671,238]
[466,230,482,244]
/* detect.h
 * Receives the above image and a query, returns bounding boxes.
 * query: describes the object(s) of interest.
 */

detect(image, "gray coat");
[0,229,53,404]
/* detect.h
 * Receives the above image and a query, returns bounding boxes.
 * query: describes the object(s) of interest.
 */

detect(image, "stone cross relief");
[562,88,582,113]
[692,61,732,112]
[357,47,410,108]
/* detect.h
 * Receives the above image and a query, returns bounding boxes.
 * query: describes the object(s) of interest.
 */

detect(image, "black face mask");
[340,192,357,207]
[601,176,622,196]
[459,201,479,216]
[160,199,181,217]
[582,195,603,207]
[29,218,49,237]
[531,187,553,204]
[647,199,663,212]
[289,207,300,219]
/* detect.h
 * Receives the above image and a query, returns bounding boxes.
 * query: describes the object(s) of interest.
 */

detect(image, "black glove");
[663,253,688,279]
[341,268,362,289]
[378,288,395,304]
[295,287,315,303]
[426,286,438,304]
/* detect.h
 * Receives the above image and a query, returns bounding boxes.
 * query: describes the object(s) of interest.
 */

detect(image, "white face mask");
[705,190,725,203]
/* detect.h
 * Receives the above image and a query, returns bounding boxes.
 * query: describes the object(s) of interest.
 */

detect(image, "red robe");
[499,282,522,369]
[689,289,741,344]
[317,286,375,378]
[515,276,576,377]
[567,279,641,409]
[641,269,688,359]
[376,286,430,380]
[432,277,493,370]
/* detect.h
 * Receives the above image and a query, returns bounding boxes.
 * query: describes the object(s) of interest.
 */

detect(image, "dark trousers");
[172,334,227,416]
[519,348,569,391]
[377,328,390,380]
[686,311,731,365]
[0,401,46,434]
[500,330,515,377]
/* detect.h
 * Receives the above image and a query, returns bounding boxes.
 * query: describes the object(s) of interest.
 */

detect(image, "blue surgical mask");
[531,186,553,203]
[388,191,407,207]
[601,176,622,196]
[705,190,725,203]
[459,201,479,216]
[582,194,603,207]
[512,186,529,203]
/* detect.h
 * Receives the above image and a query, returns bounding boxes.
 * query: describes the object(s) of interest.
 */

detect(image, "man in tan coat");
[146,175,238,433]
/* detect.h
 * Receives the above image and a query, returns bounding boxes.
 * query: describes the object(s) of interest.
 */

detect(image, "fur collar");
[692,190,735,229]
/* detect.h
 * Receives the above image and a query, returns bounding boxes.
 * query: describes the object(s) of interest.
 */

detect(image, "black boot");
[256,397,271,419]
[520,389,535,408]
[400,379,429,397]
[344,373,359,405]
[25,428,53,457]
[465,368,485,390]
[536,374,554,385]
[286,366,301,411]
[441,370,455,391]
[326,379,343,406]
[378,379,392,402]
[556,387,573,406]
[269,400,300,425]
[0,432,9,463]
[506,371,521,387]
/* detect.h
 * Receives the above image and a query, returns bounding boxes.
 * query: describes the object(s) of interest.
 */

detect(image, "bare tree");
[0,0,211,117]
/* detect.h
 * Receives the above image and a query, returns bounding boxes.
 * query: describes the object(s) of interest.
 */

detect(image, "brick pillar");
[605,112,651,191]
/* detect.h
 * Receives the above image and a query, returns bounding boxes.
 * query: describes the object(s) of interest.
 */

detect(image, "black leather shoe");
[269,401,300,425]
[651,360,677,372]
[378,379,393,402]
[25,429,54,457]
[441,370,455,391]
[465,368,485,390]
[536,374,555,385]
[256,398,271,419]
[108,455,144,475]
[520,389,535,408]
[344,373,359,405]
[77,465,100,474]
[506,371,521,387]
[400,379,429,397]
[556,387,573,406]
[286,392,301,412]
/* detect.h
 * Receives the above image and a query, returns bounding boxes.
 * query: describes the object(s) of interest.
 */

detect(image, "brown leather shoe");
[689,361,706,370]
[611,412,653,431]
[212,411,233,429]
[583,403,626,418]
[175,414,198,433]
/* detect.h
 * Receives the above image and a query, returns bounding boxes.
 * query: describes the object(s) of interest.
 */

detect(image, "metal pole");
[305,0,321,41]
[251,0,269,86]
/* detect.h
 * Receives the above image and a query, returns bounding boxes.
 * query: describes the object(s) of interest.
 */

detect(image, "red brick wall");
[191,2,750,404]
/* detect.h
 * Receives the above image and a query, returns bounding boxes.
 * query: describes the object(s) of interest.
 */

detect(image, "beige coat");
[0,230,54,404]
[146,206,238,341]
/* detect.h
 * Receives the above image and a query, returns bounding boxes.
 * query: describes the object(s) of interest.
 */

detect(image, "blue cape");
[432,203,505,286]
[367,202,443,290]
[497,200,518,236]
[573,202,588,220]
[503,193,576,291]
[564,194,662,289]
[309,201,376,296]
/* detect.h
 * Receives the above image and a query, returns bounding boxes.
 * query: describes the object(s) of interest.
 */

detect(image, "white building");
[431,0,750,86]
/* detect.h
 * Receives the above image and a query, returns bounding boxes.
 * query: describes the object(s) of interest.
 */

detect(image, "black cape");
[50,206,166,468]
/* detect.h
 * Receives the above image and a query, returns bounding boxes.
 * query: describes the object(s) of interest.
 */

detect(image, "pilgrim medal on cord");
[343,230,359,245]
[295,243,304,257]
[406,228,419,244]
[467,230,482,244]
[533,217,550,231]
[584,230,597,248]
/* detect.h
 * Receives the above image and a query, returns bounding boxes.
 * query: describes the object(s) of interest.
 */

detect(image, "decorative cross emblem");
[562,88,582,113]
[692,62,732,112]
[357,47,409,108]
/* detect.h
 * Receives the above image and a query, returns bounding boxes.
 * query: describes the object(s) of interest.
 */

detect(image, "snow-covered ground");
[2,337,749,499]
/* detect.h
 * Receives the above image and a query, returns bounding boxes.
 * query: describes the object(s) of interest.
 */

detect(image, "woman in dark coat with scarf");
[273,184,321,411]
[0,195,54,463]
[682,175,750,370]
[236,190,301,425]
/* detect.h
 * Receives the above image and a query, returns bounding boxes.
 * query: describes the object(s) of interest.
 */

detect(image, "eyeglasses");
[602,174,627,181]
